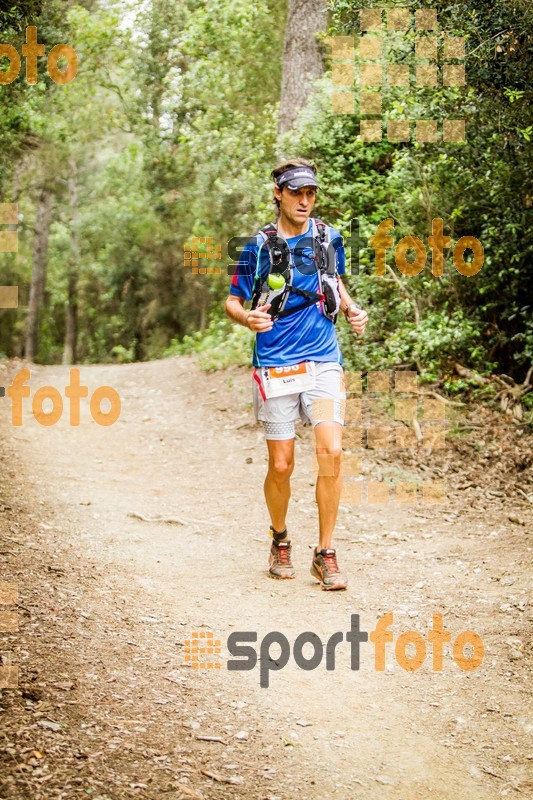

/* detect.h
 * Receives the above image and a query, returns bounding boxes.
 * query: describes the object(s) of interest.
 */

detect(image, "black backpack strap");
[260,223,291,277]
[277,284,324,317]
[313,218,337,276]
[252,219,334,318]
[314,218,327,242]
[251,223,292,311]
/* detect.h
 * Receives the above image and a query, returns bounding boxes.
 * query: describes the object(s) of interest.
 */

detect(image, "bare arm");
[338,277,355,315]
[338,277,368,335]
[224,294,274,333]
[225,294,249,327]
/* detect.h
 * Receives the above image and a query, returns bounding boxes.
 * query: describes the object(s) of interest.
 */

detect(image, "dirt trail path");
[0,357,531,800]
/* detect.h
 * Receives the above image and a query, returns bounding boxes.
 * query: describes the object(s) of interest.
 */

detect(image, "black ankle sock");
[271,527,288,542]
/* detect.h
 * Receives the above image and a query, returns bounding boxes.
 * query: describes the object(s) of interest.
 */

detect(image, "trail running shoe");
[268,539,295,579]
[310,547,347,590]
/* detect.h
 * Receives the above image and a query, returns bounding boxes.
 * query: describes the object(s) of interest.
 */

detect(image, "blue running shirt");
[230,219,346,367]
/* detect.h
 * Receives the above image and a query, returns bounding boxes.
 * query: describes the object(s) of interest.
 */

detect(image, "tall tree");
[25,187,52,361]
[278,0,326,134]
[63,157,79,365]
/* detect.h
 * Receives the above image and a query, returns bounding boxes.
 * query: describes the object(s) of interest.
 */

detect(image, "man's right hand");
[247,304,274,332]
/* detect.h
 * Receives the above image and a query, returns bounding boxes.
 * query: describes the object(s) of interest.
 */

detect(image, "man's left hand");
[346,305,368,335]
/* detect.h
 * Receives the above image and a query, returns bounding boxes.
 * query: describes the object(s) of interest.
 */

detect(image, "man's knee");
[269,456,294,482]
[315,446,342,478]
[314,421,342,446]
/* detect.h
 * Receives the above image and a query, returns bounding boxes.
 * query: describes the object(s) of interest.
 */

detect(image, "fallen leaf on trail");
[201,769,243,785]
[375,775,395,785]
[37,720,61,732]
[176,786,204,800]
[196,735,226,744]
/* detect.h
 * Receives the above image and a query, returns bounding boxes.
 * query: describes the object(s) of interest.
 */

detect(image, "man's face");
[274,185,317,226]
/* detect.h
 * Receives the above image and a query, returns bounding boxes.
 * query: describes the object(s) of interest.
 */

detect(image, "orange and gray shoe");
[310,547,347,590]
[268,527,295,579]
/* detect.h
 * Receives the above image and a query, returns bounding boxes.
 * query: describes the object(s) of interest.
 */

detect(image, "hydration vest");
[250,218,342,323]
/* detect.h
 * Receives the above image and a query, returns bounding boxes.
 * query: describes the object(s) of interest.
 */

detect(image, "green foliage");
[164,316,254,371]
[111,344,136,362]
[0,0,530,389]
[288,0,532,383]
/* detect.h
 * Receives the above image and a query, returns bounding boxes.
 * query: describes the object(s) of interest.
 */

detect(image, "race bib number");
[261,362,316,398]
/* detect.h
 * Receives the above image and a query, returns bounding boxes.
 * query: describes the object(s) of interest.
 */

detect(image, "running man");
[225,159,368,590]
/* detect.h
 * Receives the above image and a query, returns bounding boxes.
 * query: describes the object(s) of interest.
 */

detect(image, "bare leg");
[314,422,343,550]
[264,438,295,537]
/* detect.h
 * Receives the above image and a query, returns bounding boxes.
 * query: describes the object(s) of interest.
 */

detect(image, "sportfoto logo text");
[0,27,78,85]
[329,7,467,143]
[1,369,121,427]
[186,614,485,688]
[184,218,484,278]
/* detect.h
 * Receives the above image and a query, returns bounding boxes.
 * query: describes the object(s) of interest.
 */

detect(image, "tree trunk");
[200,296,207,331]
[63,158,79,365]
[147,0,166,131]
[278,0,326,135]
[25,187,52,362]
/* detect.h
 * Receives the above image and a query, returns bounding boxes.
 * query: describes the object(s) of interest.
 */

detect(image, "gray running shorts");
[252,361,346,440]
